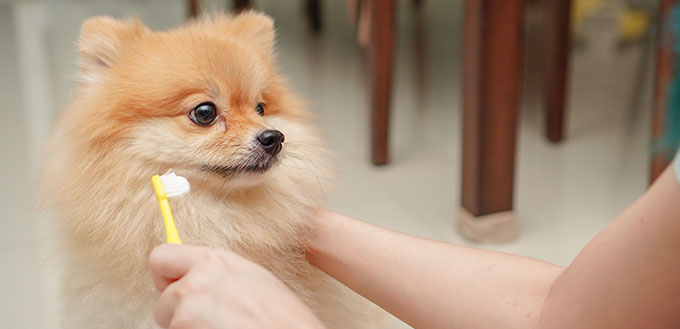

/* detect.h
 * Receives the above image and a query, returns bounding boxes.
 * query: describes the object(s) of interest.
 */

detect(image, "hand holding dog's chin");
[149,244,326,329]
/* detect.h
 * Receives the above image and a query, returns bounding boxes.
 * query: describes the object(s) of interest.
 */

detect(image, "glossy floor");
[0,0,652,328]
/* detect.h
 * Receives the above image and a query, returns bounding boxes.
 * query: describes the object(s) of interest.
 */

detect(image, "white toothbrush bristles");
[160,170,191,198]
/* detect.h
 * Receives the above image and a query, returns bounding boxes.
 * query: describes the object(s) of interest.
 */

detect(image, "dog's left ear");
[224,12,275,61]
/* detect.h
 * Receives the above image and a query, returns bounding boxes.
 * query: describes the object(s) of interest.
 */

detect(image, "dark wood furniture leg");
[544,0,571,142]
[459,0,524,241]
[412,0,427,110]
[233,0,250,12]
[369,0,396,165]
[188,0,201,18]
[305,0,322,33]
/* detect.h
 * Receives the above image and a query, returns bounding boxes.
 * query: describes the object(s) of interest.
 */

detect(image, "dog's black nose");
[257,130,284,156]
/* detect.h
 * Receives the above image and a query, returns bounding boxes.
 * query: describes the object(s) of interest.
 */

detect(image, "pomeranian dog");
[40,12,372,329]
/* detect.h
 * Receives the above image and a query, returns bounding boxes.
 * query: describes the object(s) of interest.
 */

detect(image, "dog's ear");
[224,12,275,61]
[78,16,146,82]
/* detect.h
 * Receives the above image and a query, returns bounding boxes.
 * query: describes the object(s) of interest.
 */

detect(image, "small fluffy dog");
[41,12,371,329]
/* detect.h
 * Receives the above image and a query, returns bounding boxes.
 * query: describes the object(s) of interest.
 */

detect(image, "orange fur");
[41,12,374,329]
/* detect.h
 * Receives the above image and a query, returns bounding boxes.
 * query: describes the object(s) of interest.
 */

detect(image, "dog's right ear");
[78,16,146,82]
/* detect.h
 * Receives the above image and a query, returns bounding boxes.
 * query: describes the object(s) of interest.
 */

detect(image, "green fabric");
[660,5,680,159]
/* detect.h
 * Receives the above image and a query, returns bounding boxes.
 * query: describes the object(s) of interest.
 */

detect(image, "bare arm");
[308,167,680,329]
[307,213,563,329]
[541,167,680,328]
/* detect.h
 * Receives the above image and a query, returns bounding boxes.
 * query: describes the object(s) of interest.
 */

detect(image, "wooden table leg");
[459,0,524,242]
[187,0,201,18]
[369,0,395,165]
[306,0,322,33]
[545,0,571,142]
[652,0,680,182]
[233,0,250,12]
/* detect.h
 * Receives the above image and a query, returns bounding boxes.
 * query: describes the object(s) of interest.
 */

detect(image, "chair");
[364,0,572,241]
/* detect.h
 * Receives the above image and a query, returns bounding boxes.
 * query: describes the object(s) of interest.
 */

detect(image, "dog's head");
[66,12,319,190]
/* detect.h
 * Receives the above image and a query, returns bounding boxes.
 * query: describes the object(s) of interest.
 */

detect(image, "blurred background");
[0,0,675,327]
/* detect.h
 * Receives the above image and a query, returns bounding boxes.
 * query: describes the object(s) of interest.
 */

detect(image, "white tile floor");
[0,0,653,328]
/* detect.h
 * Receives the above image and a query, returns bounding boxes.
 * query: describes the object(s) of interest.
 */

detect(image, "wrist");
[305,208,328,266]
[305,209,344,268]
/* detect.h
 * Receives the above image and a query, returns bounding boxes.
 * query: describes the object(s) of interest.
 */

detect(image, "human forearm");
[307,210,563,329]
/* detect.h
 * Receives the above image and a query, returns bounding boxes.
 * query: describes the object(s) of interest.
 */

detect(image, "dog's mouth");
[201,157,278,177]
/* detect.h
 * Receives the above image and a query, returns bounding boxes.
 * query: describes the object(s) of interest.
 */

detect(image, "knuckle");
[166,284,187,301]
[199,248,231,267]
[168,303,199,329]
[178,281,199,296]
[168,315,193,329]
[196,247,214,261]
[206,248,227,262]
[180,273,207,294]
[163,280,189,300]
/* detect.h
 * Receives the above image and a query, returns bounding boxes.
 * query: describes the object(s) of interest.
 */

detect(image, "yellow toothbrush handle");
[158,199,182,244]
[152,175,182,244]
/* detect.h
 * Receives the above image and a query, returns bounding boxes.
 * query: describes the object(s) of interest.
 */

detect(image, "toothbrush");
[151,170,190,244]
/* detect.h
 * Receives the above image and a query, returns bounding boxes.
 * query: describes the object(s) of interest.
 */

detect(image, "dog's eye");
[256,103,265,116]
[190,102,218,127]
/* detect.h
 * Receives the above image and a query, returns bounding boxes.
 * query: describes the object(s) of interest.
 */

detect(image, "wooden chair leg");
[305,0,322,33]
[651,0,680,182]
[233,0,250,12]
[412,0,426,111]
[369,0,395,165]
[459,0,524,242]
[187,0,201,18]
[544,0,571,143]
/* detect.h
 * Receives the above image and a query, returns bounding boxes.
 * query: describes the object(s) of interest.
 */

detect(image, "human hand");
[149,244,326,329]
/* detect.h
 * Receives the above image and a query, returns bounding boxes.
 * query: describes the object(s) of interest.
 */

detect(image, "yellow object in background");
[573,0,651,43]
[573,0,608,31]
[619,8,651,42]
